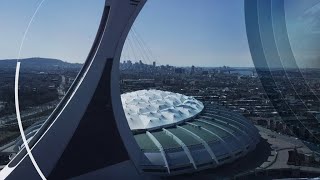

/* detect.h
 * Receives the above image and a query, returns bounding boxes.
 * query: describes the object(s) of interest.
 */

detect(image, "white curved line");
[14,0,47,179]
[15,63,46,180]
[17,0,46,58]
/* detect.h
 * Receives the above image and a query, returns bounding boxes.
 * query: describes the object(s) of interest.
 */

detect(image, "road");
[57,75,66,98]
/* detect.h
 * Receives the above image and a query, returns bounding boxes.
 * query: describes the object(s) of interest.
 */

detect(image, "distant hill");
[0,58,82,71]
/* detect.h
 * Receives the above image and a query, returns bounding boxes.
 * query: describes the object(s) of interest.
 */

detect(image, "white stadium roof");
[15,89,260,175]
[121,89,204,130]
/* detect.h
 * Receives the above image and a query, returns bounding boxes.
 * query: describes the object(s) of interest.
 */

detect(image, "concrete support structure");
[177,125,219,165]
[0,0,152,179]
[162,128,197,170]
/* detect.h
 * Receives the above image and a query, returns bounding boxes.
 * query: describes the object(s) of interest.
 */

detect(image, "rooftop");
[121,89,204,130]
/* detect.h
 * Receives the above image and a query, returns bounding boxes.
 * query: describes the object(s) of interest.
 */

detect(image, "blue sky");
[0,0,104,62]
[128,0,253,67]
[1,0,254,67]
[285,0,320,68]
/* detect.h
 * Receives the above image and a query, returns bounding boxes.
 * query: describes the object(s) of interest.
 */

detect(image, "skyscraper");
[191,65,195,75]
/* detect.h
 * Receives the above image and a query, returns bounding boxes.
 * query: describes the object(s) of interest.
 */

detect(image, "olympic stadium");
[14,89,260,175]
[1,0,320,179]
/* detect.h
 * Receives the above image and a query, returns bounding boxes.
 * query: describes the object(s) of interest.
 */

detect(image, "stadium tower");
[0,0,151,179]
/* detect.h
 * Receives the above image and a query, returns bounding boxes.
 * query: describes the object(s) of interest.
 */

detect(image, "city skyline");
[0,0,319,67]
[0,1,320,179]
[0,0,254,67]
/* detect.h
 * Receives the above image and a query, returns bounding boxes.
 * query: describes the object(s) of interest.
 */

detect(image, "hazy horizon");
[4,57,320,70]
[0,57,256,68]
[0,0,255,68]
[0,0,319,68]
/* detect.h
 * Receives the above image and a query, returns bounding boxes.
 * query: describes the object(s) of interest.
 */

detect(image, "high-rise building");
[191,65,195,75]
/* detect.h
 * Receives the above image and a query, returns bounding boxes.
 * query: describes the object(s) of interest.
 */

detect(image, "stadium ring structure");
[1,0,313,178]
[15,89,261,175]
